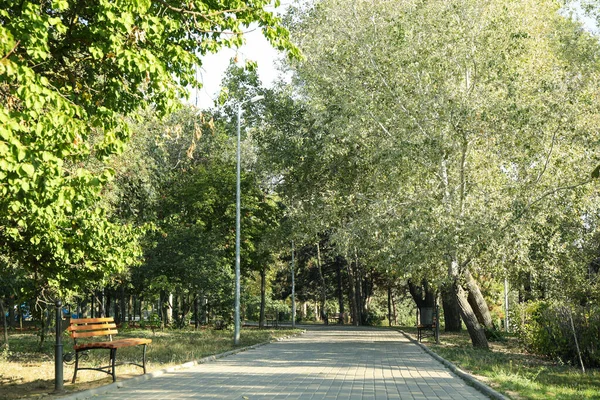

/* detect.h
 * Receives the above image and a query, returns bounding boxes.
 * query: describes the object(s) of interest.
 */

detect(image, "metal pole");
[504,276,509,332]
[234,103,242,345]
[233,95,263,344]
[435,301,440,344]
[291,240,296,328]
[54,300,64,393]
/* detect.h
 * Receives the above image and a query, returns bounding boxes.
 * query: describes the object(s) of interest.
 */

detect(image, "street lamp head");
[250,95,265,103]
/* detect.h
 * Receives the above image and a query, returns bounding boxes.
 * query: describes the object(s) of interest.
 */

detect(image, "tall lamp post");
[234,94,264,345]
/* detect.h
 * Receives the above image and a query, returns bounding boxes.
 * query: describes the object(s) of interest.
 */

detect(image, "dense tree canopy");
[255,0,600,347]
[0,0,298,297]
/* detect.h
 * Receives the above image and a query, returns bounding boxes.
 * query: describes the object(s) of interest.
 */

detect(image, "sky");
[192,28,283,109]
[190,1,298,110]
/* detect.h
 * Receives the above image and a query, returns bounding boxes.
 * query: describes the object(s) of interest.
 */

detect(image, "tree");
[0,0,299,297]
[263,0,600,348]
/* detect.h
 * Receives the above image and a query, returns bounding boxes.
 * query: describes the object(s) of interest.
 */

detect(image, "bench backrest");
[419,307,434,326]
[68,317,118,342]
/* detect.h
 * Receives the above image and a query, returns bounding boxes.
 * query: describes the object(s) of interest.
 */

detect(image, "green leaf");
[591,165,600,179]
[21,163,35,177]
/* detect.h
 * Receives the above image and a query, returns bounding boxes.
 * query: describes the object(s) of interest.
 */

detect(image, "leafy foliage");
[0,0,298,297]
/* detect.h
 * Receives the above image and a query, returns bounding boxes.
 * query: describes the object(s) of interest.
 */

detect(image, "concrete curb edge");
[58,329,306,400]
[399,330,510,400]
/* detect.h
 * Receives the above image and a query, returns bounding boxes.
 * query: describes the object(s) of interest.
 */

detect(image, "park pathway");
[96,326,489,400]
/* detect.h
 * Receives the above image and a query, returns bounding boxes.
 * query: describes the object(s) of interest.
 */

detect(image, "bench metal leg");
[142,344,147,374]
[72,351,80,383]
[110,348,117,382]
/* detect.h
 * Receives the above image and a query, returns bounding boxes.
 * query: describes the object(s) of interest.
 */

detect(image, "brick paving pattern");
[98,326,489,399]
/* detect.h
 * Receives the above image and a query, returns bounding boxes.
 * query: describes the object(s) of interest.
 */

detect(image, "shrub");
[513,300,600,367]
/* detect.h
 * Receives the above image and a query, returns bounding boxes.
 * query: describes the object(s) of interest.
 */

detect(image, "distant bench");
[266,315,278,328]
[68,317,152,382]
[417,307,437,342]
[322,313,344,325]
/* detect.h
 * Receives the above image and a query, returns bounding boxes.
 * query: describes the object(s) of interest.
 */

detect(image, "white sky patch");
[190,2,297,109]
[192,27,283,109]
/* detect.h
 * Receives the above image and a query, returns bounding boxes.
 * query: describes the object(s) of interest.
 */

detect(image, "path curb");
[399,330,509,400]
[58,330,305,400]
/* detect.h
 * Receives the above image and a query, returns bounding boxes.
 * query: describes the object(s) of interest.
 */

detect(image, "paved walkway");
[97,326,489,400]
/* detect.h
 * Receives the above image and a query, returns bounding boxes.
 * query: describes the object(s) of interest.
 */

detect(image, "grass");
[0,325,302,399]
[402,327,600,400]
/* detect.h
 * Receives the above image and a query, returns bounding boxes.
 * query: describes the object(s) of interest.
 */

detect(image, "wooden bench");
[266,315,278,328]
[214,320,225,330]
[68,317,152,383]
[328,313,345,324]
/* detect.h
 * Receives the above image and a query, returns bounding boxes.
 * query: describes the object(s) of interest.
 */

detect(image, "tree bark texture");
[336,257,345,324]
[455,283,489,349]
[464,269,494,329]
[194,295,199,330]
[388,286,392,326]
[7,296,15,329]
[119,286,126,325]
[408,279,436,309]
[345,261,359,326]
[259,268,266,329]
[441,283,462,331]
[1,299,8,349]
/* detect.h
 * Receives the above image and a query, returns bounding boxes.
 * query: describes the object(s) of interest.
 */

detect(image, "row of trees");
[0,0,298,341]
[253,0,600,351]
[3,0,600,366]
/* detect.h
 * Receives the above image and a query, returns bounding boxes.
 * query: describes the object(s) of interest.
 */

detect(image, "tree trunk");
[259,268,266,329]
[166,292,173,326]
[455,283,489,349]
[159,291,165,328]
[38,303,49,346]
[120,286,126,325]
[387,286,392,326]
[345,261,358,326]
[194,295,199,330]
[361,272,373,324]
[127,294,133,323]
[392,291,397,325]
[106,289,112,318]
[354,250,364,325]
[8,296,15,329]
[336,257,344,324]
[355,274,363,325]
[441,284,462,331]
[465,269,494,329]
[0,299,8,349]
[113,289,119,323]
[408,279,436,309]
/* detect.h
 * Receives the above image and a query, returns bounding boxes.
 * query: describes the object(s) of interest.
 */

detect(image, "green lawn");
[402,327,600,400]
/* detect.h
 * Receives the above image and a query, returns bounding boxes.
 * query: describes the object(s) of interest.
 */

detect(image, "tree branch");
[153,0,250,20]
[533,125,559,186]
[1,40,20,61]
[510,179,592,224]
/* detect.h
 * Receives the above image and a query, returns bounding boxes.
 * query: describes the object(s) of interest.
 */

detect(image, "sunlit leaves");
[0,0,298,297]
[271,0,600,300]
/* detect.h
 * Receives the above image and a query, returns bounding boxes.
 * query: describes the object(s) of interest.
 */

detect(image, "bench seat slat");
[74,338,152,350]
